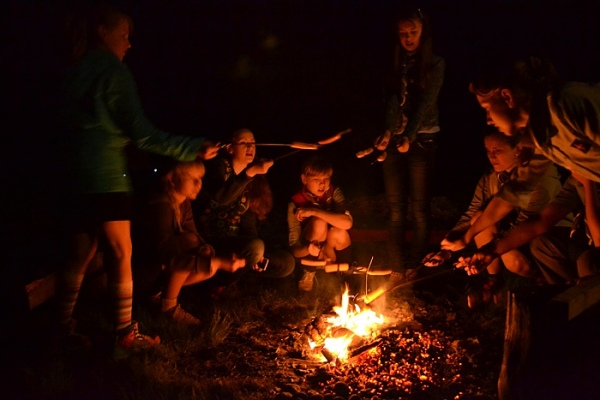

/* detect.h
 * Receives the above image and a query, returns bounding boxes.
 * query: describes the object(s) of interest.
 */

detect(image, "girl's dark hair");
[391,7,434,91]
[65,2,133,63]
[226,128,272,219]
[483,128,520,149]
[469,56,561,109]
[246,175,273,221]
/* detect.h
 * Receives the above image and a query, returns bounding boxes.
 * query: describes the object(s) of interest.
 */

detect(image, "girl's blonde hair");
[162,161,205,220]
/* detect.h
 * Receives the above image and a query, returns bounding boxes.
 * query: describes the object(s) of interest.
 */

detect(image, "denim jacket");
[385,55,445,142]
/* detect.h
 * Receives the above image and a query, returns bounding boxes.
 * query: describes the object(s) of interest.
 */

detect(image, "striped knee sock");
[110,281,133,332]
[57,270,86,328]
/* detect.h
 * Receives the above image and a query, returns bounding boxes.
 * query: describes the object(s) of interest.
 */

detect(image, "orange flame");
[314,285,386,362]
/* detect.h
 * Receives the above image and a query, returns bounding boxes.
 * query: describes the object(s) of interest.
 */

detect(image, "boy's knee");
[327,227,351,247]
[302,219,328,241]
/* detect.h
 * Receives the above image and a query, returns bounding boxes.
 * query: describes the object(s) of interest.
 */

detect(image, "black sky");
[3,0,600,207]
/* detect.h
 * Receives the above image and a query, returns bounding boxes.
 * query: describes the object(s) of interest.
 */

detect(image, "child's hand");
[396,136,410,153]
[374,131,391,151]
[441,236,467,252]
[294,208,315,222]
[454,254,490,275]
[227,253,246,273]
[198,141,220,160]
[308,242,321,257]
[246,159,274,177]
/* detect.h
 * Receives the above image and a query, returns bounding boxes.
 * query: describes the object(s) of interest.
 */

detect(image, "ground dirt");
[2,195,599,400]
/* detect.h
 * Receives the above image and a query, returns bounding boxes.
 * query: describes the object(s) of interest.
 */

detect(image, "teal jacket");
[62,50,204,193]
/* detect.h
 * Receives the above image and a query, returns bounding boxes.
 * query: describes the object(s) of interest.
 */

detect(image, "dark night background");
[2,0,599,268]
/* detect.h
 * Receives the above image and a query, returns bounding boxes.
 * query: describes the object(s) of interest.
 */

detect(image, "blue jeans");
[382,134,437,272]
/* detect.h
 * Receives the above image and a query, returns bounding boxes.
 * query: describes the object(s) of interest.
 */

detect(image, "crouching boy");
[287,156,353,291]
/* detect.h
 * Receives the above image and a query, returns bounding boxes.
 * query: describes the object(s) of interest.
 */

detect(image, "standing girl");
[373,7,445,283]
[57,3,219,358]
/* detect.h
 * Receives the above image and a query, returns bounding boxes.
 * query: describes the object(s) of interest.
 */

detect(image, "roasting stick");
[256,142,320,149]
[364,256,374,298]
[273,149,303,162]
[357,250,456,305]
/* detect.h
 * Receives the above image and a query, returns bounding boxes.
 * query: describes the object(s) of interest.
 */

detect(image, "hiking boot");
[163,304,200,326]
[113,321,160,360]
[298,270,316,291]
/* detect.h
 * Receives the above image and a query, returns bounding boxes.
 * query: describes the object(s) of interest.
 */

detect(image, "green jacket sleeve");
[106,64,204,161]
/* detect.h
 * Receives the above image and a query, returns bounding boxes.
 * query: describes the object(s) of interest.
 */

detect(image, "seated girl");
[439,129,564,303]
[133,160,245,325]
[195,129,295,291]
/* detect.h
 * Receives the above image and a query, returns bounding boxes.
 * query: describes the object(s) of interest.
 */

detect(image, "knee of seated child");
[302,224,328,243]
[327,227,351,245]
[502,251,531,275]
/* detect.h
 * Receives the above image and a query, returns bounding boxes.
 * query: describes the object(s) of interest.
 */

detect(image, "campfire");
[288,277,496,399]
[305,285,387,363]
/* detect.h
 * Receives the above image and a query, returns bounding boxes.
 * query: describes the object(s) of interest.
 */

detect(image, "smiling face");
[301,172,332,198]
[98,16,131,61]
[484,134,519,173]
[228,129,256,166]
[397,18,423,53]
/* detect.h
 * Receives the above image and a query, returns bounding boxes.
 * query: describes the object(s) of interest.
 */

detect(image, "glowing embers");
[306,285,387,363]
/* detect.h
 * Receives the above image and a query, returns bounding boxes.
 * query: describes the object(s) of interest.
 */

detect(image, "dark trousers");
[382,134,436,272]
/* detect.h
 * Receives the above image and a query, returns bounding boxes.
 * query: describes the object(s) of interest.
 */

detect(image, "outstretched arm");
[294,208,353,230]
[464,197,515,243]
[460,202,570,275]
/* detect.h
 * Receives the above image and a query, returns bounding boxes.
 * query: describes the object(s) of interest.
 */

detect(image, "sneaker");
[113,321,160,360]
[163,304,200,326]
[298,270,316,291]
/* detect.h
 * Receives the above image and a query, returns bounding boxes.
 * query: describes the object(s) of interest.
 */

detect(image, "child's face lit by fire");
[99,17,131,61]
[476,89,525,137]
[229,130,256,166]
[484,135,519,173]
[174,167,204,201]
[397,18,422,53]
[302,172,332,198]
